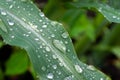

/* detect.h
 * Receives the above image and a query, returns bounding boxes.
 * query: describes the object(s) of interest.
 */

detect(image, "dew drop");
[87,65,96,71]
[11,35,15,38]
[1,11,7,15]
[61,32,69,38]
[42,25,47,28]
[51,34,55,37]
[45,46,50,52]
[53,39,66,53]
[9,5,13,9]
[35,38,39,41]
[47,73,54,79]
[52,55,57,59]
[74,65,83,73]
[52,65,57,69]
[8,20,14,26]
[41,66,46,71]
[113,16,117,18]
[100,78,104,80]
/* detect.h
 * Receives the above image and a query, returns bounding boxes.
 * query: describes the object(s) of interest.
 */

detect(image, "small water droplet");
[52,65,57,69]
[61,32,69,38]
[11,35,15,38]
[53,39,66,53]
[9,5,13,9]
[59,62,64,66]
[74,65,83,73]
[113,16,117,18]
[8,20,14,26]
[51,34,55,37]
[35,38,39,41]
[45,46,50,52]
[42,25,47,28]
[1,11,7,15]
[47,73,54,79]
[87,65,96,71]
[38,55,40,58]
[52,55,57,59]
[41,66,46,71]
[100,78,104,80]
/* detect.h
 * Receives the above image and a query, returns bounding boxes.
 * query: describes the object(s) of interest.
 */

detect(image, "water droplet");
[47,73,54,79]
[87,65,96,71]
[40,45,42,48]
[38,55,40,58]
[113,16,117,18]
[9,5,13,9]
[65,41,68,44]
[74,65,83,73]
[45,46,50,52]
[52,65,57,69]
[35,38,39,41]
[59,62,64,66]
[51,34,55,37]
[61,32,69,38]
[8,20,14,26]
[42,25,47,28]
[52,55,57,59]
[100,78,104,80]
[11,35,15,38]
[41,66,46,71]
[53,39,66,53]
[1,10,7,15]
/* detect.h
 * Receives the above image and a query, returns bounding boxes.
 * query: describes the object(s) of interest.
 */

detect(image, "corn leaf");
[0,0,110,80]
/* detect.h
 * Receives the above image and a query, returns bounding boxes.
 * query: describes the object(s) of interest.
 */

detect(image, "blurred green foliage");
[0,0,120,80]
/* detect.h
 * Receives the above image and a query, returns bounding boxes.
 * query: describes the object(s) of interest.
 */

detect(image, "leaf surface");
[0,0,110,80]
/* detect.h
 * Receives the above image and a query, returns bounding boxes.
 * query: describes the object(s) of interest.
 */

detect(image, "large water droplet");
[61,32,69,38]
[47,73,54,79]
[53,40,66,53]
[74,65,83,73]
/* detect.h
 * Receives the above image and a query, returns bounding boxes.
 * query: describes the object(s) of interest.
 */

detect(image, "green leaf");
[112,47,120,58]
[5,50,28,75]
[70,2,120,23]
[0,0,110,80]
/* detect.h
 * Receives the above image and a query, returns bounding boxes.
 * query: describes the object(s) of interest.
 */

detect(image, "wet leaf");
[0,0,110,80]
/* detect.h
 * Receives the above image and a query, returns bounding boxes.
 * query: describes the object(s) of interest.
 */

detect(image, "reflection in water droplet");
[47,73,54,79]
[53,39,66,53]
[74,65,83,73]
[61,32,69,38]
